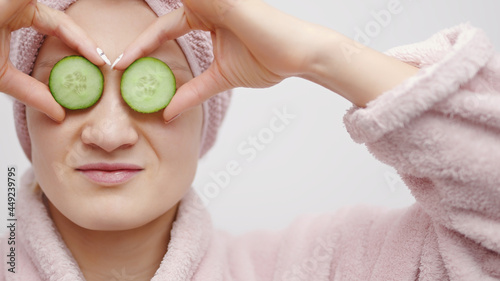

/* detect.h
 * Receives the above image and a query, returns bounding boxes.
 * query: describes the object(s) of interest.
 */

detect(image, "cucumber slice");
[121,57,176,113]
[49,56,104,110]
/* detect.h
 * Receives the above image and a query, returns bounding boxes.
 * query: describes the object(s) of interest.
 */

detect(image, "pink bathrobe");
[1,23,499,280]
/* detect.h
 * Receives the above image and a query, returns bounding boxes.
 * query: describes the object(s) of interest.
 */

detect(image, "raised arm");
[116,1,500,279]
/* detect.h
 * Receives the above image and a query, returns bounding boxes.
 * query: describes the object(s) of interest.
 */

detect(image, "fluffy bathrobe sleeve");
[232,23,500,281]
[343,23,500,280]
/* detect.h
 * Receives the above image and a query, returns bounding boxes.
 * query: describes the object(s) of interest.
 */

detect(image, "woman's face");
[26,0,203,231]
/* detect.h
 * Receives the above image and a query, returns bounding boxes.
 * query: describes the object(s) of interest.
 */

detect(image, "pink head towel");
[10,0,231,160]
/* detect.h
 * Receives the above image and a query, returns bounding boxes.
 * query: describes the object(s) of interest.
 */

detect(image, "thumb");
[163,63,231,122]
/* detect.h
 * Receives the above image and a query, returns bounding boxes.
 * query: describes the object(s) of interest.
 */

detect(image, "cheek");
[148,108,202,182]
[26,108,87,209]
[145,107,203,192]
[27,109,68,185]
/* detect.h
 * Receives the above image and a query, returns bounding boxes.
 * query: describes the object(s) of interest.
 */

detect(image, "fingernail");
[111,53,123,70]
[96,48,111,65]
[165,113,181,124]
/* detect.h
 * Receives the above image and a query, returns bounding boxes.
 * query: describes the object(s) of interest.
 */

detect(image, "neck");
[47,197,179,281]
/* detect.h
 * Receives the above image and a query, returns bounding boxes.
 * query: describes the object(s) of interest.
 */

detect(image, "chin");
[50,195,163,232]
[73,210,158,231]
[82,219,145,232]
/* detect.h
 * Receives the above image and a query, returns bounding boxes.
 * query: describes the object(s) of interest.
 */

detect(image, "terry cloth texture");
[2,24,500,280]
[10,0,232,160]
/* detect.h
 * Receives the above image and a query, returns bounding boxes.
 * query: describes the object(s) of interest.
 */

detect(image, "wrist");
[298,30,353,97]
[301,31,419,107]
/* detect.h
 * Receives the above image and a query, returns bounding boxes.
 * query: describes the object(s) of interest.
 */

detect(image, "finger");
[113,7,192,70]
[163,63,231,122]
[32,3,106,66]
[1,65,65,122]
[0,0,33,28]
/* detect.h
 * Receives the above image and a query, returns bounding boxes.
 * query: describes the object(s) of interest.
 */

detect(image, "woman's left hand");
[112,0,319,122]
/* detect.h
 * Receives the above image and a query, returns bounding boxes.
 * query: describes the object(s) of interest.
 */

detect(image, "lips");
[76,163,143,185]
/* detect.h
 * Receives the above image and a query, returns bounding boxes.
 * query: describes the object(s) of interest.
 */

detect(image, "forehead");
[35,0,191,75]
[66,0,155,56]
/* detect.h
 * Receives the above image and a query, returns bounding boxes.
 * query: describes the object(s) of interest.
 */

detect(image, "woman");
[1,0,499,280]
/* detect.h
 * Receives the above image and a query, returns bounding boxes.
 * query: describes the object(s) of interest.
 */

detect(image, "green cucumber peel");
[49,55,104,110]
[120,57,176,113]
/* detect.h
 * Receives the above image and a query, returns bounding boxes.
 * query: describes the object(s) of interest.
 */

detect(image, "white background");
[1,0,499,235]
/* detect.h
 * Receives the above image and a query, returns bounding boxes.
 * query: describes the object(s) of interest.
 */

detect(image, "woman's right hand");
[0,0,106,122]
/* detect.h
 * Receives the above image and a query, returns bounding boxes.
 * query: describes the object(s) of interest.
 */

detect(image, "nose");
[81,79,139,153]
